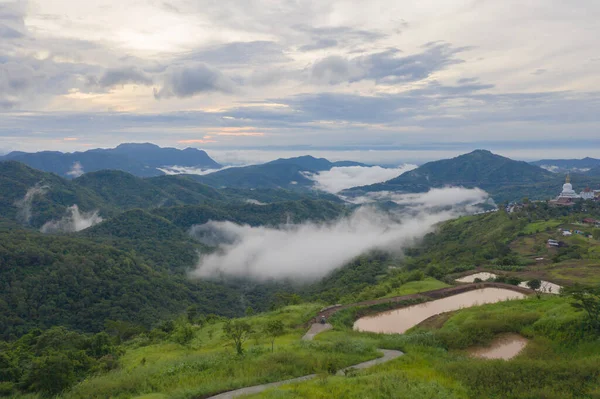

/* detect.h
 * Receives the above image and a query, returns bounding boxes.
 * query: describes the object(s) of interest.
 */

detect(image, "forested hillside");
[348,150,600,202]
[0,143,221,178]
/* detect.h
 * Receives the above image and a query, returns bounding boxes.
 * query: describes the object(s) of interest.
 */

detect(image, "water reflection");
[469,333,528,360]
[354,288,526,334]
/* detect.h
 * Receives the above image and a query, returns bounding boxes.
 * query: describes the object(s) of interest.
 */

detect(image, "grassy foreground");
[14,304,379,399]
[246,295,600,399]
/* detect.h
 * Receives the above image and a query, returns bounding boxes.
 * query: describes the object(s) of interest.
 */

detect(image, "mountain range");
[346,150,600,203]
[0,143,221,178]
[194,155,366,189]
[530,157,600,174]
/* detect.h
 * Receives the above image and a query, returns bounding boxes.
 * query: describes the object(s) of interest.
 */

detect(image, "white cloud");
[357,187,492,208]
[66,161,84,177]
[305,164,417,193]
[40,205,103,233]
[14,183,49,224]
[190,187,489,281]
[157,165,234,175]
[245,199,267,205]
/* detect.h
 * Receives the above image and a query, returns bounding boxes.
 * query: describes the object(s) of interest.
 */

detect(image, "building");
[548,239,559,247]
[581,187,595,200]
[583,218,599,225]
[549,174,581,206]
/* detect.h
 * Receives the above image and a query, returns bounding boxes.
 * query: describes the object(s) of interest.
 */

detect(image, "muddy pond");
[354,288,526,334]
[468,333,529,360]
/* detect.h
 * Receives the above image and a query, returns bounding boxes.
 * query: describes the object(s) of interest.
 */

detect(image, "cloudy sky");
[1,0,599,162]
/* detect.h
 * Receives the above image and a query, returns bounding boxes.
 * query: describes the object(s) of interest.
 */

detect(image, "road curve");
[204,324,404,399]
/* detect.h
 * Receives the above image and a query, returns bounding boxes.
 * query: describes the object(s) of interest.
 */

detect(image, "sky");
[1,0,600,163]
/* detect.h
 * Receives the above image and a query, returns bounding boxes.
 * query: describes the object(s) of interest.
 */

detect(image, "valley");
[1,149,600,399]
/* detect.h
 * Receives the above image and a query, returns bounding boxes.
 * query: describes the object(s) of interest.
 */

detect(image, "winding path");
[205,324,404,399]
[206,282,531,398]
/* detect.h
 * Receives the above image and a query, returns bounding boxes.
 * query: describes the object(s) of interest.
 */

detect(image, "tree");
[223,320,253,355]
[527,279,542,299]
[593,229,600,240]
[264,320,285,352]
[563,284,600,331]
[25,353,76,396]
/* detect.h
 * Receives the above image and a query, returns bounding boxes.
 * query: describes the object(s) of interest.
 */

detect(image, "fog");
[157,165,235,175]
[305,164,418,193]
[40,205,103,233]
[14,183,49,223]
[67,161,84,177]
[191,187,489,282]
[349,187,494,209]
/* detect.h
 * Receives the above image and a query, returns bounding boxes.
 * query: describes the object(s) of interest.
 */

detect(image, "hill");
[0,143,221,178]
[0,161,113,227]
[346,150,596,202]
[194,155,367,189]
[588,165,600,176]
[1,161,346,229]
[531,157,600,173]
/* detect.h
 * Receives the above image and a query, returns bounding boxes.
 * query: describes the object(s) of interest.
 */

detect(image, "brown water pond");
[468,333,529,360]
[354,288,526,334]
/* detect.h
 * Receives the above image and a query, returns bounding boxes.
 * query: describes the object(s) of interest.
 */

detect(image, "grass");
[35,304,382,399]
[521,220,562,235]
[249,295,600,399]
[382,278,450,298]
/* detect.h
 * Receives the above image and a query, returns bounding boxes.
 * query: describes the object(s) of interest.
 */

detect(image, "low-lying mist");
[40,205,103,233]
[190,186,490,282]
[14,183,49,224]
[304,164,418,193]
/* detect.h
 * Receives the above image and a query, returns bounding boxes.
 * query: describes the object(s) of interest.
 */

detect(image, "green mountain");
[194,155,366,189]
[531,157,600,173]
[0,143,221,178]
[0,161,112,226]
[347,150,599,202]
[1,161,346,229]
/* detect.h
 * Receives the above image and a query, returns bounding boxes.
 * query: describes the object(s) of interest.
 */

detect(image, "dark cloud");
[294,24,386,42]
[96,67,153,87]
[154,63,234,99]
[179,41,289,66]
[299,38,338,51]
[0,25,23,38]
[311,56,358,84]
[311,43,469,85]
[458,77,479,84]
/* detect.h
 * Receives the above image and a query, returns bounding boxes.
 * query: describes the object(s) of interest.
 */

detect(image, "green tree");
[593,229,600,240]
[563,284,600,331]
[171,321,195,345]
[264,320,285,352]
[527,279,542,299]
[25,353,76,396]
[186,305,199,324]
[223,320,253,355]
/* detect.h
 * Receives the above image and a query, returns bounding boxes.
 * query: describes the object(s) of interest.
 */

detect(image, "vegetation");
[352,149,600,203]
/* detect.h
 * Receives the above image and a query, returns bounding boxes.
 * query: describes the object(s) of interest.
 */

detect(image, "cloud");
[154,63,235,99]
[540,165,559,173]
[14,183,49,224]
[96,67,153,87]
[181,41,289,66]
[305,164,418,193]
[299,38,338,51]
[190,187,489,281]
[354,187,492,209]
[311,43,468,85]
[245,199,267,205]
[157,165,233,175]
[66,161,84,177]
[40,205,103,233]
